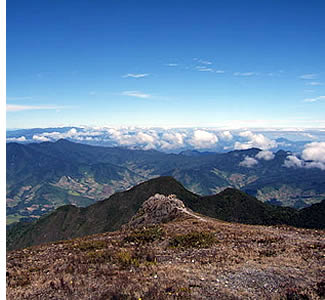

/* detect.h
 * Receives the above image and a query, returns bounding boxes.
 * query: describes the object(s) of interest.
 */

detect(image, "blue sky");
[6,0,325,129]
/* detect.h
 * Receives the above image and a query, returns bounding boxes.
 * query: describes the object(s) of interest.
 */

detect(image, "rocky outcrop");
[126,193,198,228]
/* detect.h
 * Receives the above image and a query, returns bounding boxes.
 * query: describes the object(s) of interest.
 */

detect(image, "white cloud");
[32,135,51,142]
[122,73,149,78]
[31,128,88,142]
[107,129,160,150]
[285,155,325,170]
[215,70,225,74]
[239,156,258,167]
[233,72,256,76]
[218,131,233,140]
[66,128,78,137]
[188,130,218,149]
[299,73,317,80]
[6,104,65,112]
[160,132,185,149]
[284,155,304,168]
[136,132,155,144]
[284,147,325,170]
[107,128,122,138]
[166,63,178,67]
[302,142,325,163]
[305,161,325,170]
[121,91,151,99]
[255,150,275,160]
[6,136,27,142]
[234,131,277,150]
[304,96,325,103]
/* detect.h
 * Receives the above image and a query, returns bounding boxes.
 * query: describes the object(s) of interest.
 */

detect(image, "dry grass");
[7,216,325,299]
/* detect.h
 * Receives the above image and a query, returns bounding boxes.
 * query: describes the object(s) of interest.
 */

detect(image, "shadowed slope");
[7,177,199,250]
[194,188,297,225]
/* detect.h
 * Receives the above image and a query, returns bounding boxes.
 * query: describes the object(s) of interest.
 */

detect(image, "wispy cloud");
[166,63,178,67]
[233,72,256,76]
[267,70,284,77]
[6,104,68,112]
[198,60,212,65]
[306,81,322,86]
[195,66,224,73]
[193,58,212,65]
[121,91,151,99]
[299,73,317,80]
[196,67,214,72]
[304,95,325,103]
[122,73,149,78]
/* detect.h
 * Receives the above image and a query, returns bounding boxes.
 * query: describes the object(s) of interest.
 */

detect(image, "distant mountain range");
[7,177,325,251]
[6,139,325,224]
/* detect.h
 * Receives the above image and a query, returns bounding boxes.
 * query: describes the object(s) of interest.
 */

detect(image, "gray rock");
[126,193,193,228]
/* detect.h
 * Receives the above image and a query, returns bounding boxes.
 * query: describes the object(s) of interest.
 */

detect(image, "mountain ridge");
[7,177,325,251]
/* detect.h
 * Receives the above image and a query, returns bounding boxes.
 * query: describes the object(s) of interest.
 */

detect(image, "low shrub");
[116,250,140,267]
[85,250,113,263]
[123,226,164,245]
[169,231,216,248]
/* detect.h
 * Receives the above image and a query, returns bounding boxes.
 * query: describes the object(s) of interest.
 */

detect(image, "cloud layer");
[7,126,325,162]
[234,131,277,150]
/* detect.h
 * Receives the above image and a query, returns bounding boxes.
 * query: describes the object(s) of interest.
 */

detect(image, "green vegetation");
[123,226,164,244]
[116,250,140,267]
[169,232,216,248]
[85,250,113,264]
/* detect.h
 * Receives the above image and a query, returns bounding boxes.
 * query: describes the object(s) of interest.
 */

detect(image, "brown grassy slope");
[7,215,325,300]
